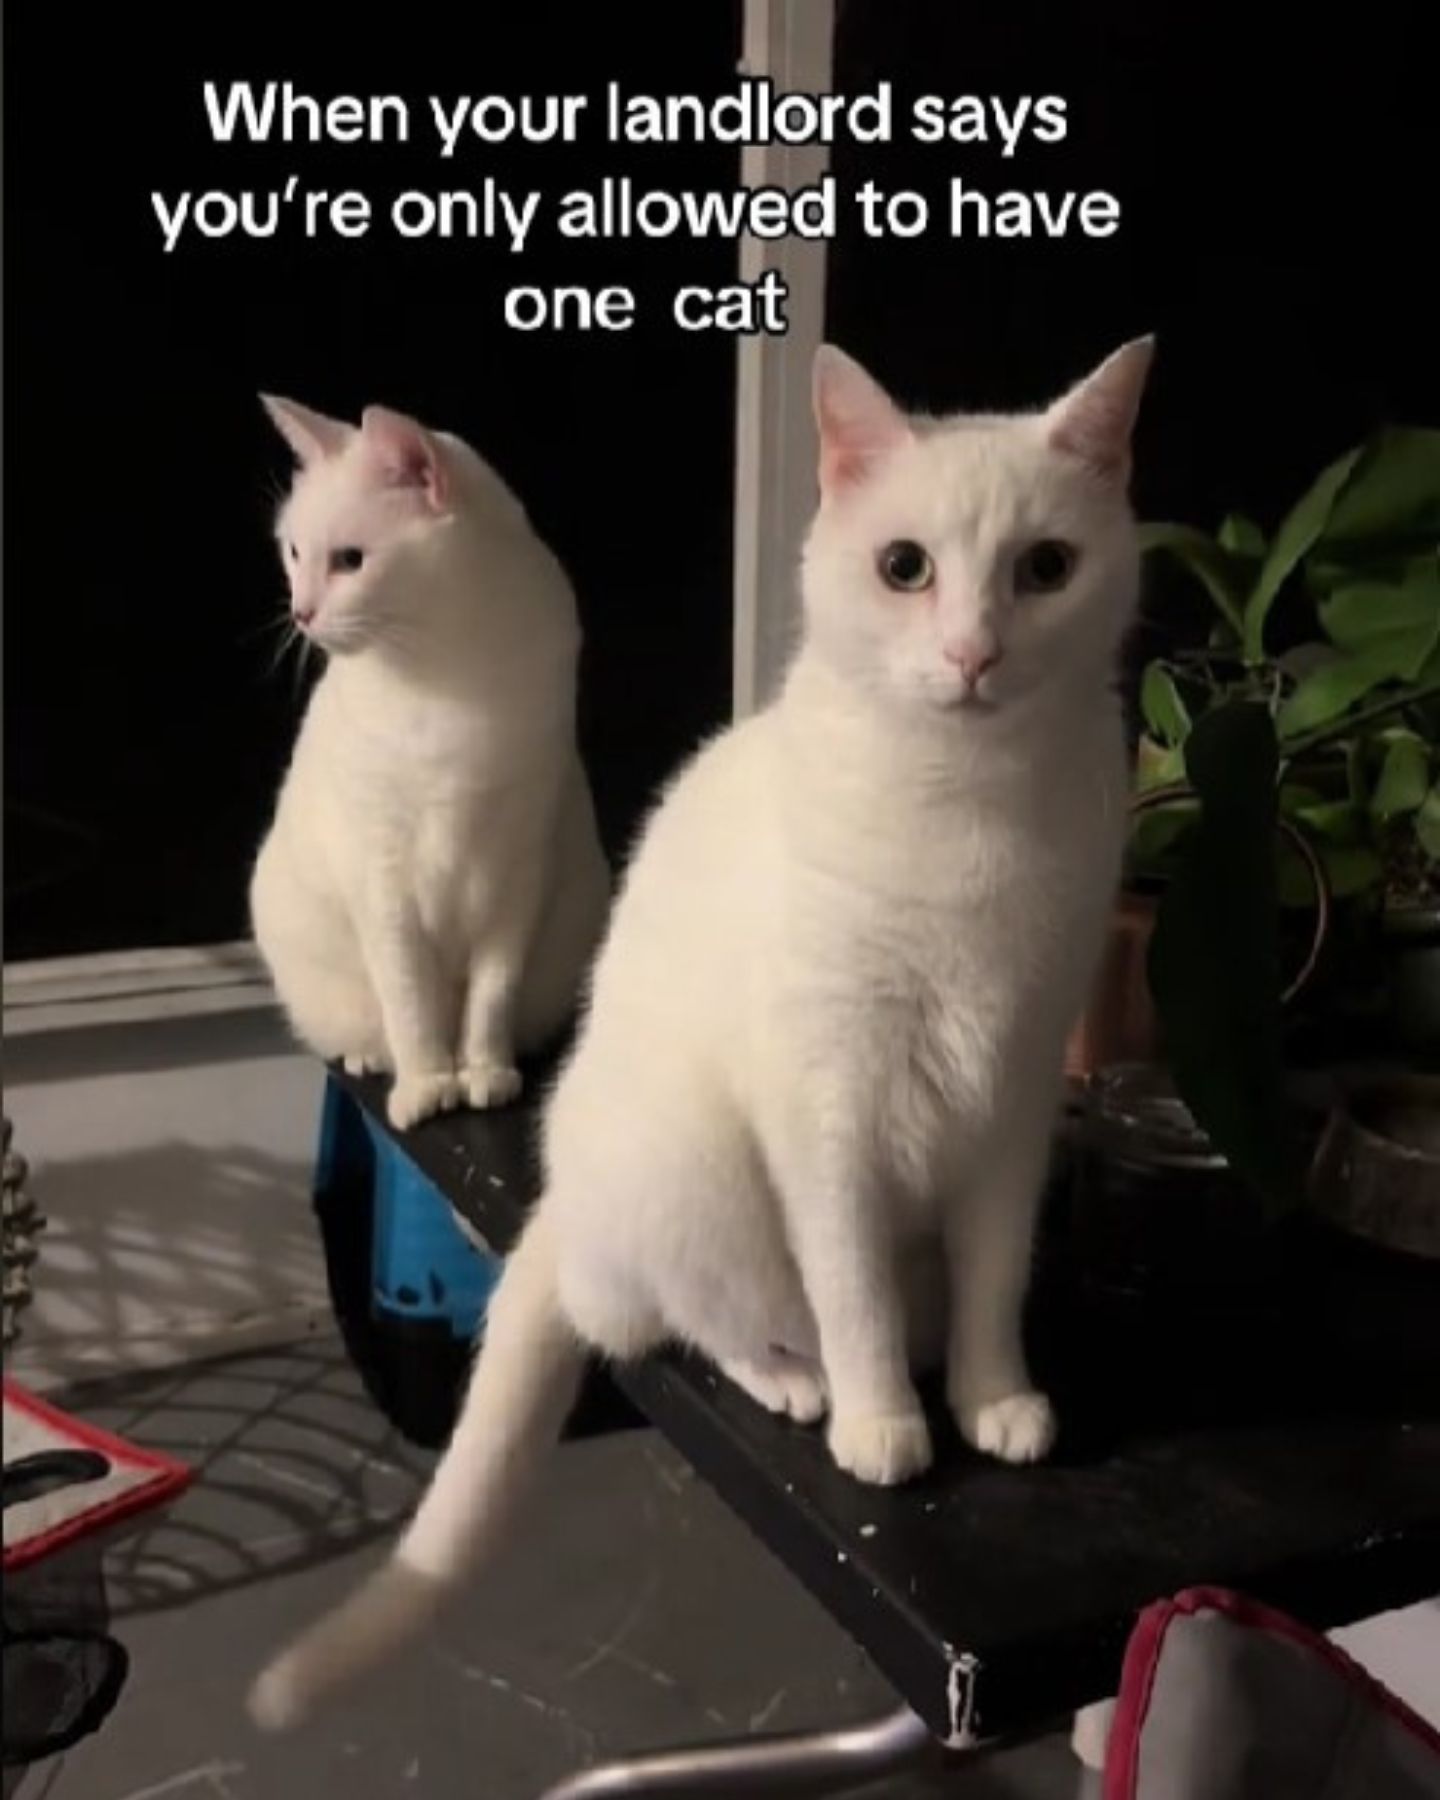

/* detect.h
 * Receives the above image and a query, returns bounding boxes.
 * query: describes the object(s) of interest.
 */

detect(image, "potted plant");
[1068,425,1440,1262]
[1133,426,1440,1059]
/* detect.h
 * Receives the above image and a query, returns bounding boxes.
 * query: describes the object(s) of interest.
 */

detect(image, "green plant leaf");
[1147,701,1305,1219]
[1318,843,1385,898]
[1417,783,1440,861]
[1276,843,1319,909]
[1281,748,1359,812]
[1318,561,1440,680]
[1278,840,1382,907]
[1277,649,1400,737]
[1243,444,1367,664]
[1306,546,1438,598]
[1345,738,1369,809]
[1371,731,1432,820]
[1136,736,1187,791]
[1138,523,1247,635]
[1140,664,1192,748]
[1279,781,1327,812]
[1219,513,1266,557]
[1279,643,1338,682]
[1129,798,1200,872]
[1318,426,1440,551]
[1291,799,1366,844]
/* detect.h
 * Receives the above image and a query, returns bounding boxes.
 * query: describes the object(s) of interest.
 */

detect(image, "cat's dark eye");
[286,542,298,562]
[877,539,935,593]
[330,546,365,574]
[1014,539,1077,595]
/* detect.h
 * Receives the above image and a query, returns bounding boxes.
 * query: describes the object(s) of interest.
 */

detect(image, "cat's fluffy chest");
[362,770,562,958]
[298,669,566,939]
[776,825,1071,1088]
[777,736,1109,1006]
[763,719,1122,1189]
[318,666,543,783]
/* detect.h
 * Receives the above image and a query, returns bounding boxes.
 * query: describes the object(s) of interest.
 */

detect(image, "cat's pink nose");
[294,602,318,628]
[944,638,1002,685]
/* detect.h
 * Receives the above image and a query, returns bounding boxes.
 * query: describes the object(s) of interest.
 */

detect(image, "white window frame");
[731,0,836,717]
[2,942,275,1034]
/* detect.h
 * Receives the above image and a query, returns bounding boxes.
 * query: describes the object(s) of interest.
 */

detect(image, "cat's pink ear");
[360,406,449,511]
[260,395,351,464]
[813,345,912,496]
[1045,337,1155,481]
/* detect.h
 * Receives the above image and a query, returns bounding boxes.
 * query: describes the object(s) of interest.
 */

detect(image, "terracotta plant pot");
[1065,783,1331,1082]
[1065,891,1159,1079]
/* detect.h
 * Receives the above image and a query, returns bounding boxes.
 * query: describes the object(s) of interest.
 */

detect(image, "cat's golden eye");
[1014,539,1077,595]
[330,546,365,574]
[877,539,934,593]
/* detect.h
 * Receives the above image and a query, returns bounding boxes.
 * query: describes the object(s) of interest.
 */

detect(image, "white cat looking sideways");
[249,399,609,1128]
[250,336,1154,1729]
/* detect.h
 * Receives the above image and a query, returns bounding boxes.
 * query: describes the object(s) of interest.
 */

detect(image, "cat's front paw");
[460,1059,523,1110]
[828,1408,933,1486]
[958,1390,1056,1465]
[722,1355,829,1425]
[342,1051,390,1077]
[387,1070,462,1131]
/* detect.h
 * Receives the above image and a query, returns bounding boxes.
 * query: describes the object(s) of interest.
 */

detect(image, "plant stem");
[1281,679,1440,759]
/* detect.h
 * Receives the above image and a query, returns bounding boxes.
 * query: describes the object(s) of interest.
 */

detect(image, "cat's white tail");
[247,1208,582,1730]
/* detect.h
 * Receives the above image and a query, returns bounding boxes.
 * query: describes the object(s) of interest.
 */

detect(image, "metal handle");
[536,1704,936,1799]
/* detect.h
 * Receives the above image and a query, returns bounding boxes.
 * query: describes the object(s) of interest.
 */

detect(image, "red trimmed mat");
[3,1378,193,1570]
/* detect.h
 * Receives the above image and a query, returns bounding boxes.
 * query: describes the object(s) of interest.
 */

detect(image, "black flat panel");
[344,1067,1440,1745]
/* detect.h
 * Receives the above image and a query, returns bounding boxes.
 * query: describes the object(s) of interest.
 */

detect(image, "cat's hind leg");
[547,1078,818,1415]
[251,843,389,1073]
[272,949,389,1075]
[557,1250,665,1364]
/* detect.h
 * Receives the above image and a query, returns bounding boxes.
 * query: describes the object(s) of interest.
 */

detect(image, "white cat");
[249,398,610,1128]
[250,336,1154,1729]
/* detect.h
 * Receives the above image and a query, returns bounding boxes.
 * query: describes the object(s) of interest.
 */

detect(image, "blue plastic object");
[315,1074,502,1341]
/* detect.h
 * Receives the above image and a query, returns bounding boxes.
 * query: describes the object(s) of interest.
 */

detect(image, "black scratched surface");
[341,1065,1440,1744]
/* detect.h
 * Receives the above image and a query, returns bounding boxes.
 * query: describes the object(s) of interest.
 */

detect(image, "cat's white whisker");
[265,624,300,681]
[239,610,294,649]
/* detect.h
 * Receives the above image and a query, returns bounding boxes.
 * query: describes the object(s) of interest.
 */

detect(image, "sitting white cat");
[250,335,1154,1729]
[249,398,609,1128]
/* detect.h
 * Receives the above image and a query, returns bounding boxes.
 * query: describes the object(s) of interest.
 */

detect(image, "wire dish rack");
[3,1117,45,1349]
